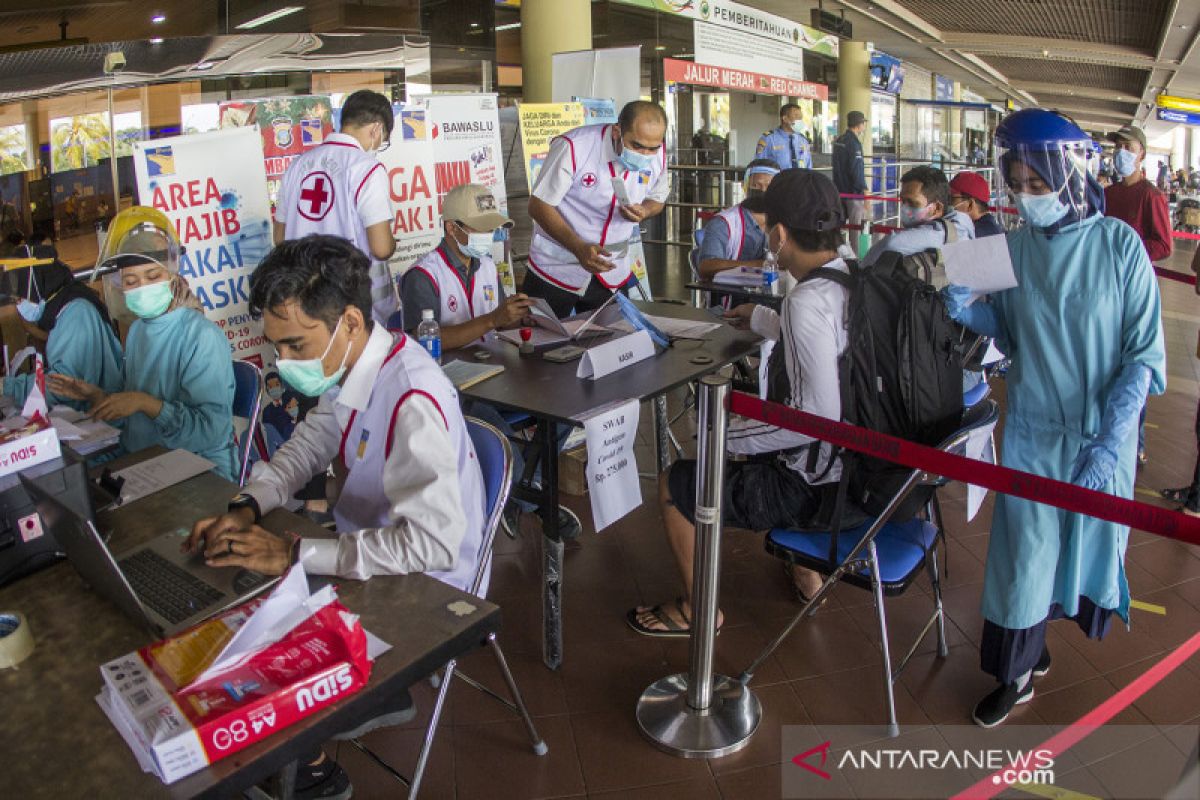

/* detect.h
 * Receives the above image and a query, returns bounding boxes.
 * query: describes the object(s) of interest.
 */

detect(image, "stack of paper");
[496,296,613,347]
[712,267,769,287]
[49,407,120,456]
[442,360,505,390]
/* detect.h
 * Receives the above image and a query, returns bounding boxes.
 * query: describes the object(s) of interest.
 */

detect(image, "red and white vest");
[409,244,500,328]
[528,123,666,291]
[332,334,487,594]
[711,205,750,260]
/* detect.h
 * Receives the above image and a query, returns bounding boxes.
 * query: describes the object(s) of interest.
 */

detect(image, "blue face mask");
[616,138,657,174]
[275,317,350,397]
[1015,191,1070,228]
[17,299,44,323]
[1113,149,1138,178]
[455,224,494,260]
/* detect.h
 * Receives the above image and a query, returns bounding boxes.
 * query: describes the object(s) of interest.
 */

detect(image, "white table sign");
[583,398,641,531]
[576,330,656,380]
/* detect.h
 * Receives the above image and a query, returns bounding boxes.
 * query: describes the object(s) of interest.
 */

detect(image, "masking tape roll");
[0,611,34,668]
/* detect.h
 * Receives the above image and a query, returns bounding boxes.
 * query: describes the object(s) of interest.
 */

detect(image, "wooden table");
[0,451,499,798]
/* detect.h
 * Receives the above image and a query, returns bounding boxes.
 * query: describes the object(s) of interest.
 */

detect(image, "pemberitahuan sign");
[663,58,828,101]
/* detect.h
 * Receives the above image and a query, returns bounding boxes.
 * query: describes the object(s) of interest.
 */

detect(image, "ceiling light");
[151,13,166,24]
[470,22,480,27]
[150,37,163,44]
[495,22,521,31]
[655,44,666,51]
[192,61,215,71]
[1180,24,1189,29]
[236,6,304,30]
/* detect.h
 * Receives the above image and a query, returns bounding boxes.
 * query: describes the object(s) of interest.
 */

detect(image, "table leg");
[636,375,760,757]
[537,417,564,670]
[654,394,671,473]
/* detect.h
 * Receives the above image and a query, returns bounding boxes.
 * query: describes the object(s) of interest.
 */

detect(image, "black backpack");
[766,258,964,528]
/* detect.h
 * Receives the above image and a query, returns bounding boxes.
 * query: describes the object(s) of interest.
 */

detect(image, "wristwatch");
[227,493,262,524]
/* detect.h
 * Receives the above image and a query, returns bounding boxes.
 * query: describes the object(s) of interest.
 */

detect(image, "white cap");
[421,309,434,320]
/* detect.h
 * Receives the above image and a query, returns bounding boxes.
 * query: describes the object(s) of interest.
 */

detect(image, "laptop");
[20,474,279,637]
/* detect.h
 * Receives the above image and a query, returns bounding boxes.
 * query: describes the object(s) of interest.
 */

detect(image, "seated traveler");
[402,183,579,538]
[628,169,855,636]
[863,164,975,267]
[48,208,238,481]
[2,256,122,411]
[695,159,779,280]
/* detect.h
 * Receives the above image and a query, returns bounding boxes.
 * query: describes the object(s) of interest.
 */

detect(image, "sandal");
[1161,486,1193,504]
[626,597,721,639]
[784,563,828,613]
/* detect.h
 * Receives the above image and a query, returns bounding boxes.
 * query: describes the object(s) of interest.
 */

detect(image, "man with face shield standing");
[275,90,398,324]
[944,109,1166,728]
[524,101,670,317]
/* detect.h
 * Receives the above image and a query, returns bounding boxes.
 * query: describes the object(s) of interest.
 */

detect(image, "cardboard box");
[0,420,60,477]
[558,444,589,497]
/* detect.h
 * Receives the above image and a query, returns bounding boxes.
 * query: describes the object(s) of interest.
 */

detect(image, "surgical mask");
[899,203,934,228]
[1014,192,1070,228]
[456,224,494,260]
[791,120,807,135]
[16,299,44,323]
[616,138,657,174]
[286,405,299,420]
[124,281,173,319]
[1114,149,1138,178]
[275,317,351,397]
[267,387,284,401]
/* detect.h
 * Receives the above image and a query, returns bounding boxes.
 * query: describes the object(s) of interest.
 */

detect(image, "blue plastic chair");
[385,309,405,335]
[347,418,547,798]
[752,400,1000,738]
[230,360,263,487]
[963,380,990,408]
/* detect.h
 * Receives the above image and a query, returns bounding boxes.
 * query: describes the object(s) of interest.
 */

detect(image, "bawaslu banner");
[134,127,275,368]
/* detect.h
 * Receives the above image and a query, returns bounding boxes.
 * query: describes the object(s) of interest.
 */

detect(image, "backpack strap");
[802,265,856,289]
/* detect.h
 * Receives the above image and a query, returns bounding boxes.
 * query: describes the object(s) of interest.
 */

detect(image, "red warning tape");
[728,392,1200,547]
[1171,229,1200,241]
[1155,266,1197,285]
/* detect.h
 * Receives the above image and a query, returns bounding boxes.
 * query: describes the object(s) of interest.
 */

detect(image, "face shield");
[97,206,181,320]
[743,164,780,198]
[995,137,1097,229]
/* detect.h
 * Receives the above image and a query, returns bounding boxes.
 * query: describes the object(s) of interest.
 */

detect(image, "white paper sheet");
[607,314,722,341]
[582,398,641,531]
[942,235,1018,304]
[577,330,656,379]
[112,449,216,505]
[964,420,999,522]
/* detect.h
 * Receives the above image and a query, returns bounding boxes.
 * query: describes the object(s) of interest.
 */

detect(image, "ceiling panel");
[1029,94,1141,116]
[982,56,1149,95]
[899,0,1170,55]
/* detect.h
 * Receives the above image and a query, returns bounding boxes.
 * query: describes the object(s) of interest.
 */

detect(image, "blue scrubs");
[4,299,122,411]
[120,307,238,481]
[981,215,1166,631]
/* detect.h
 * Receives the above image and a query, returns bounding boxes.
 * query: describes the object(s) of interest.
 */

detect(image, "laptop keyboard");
[119,549,225,625]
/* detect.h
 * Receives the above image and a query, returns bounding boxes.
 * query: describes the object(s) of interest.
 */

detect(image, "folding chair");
[231,360,264,487]
[744,400,1000,737]
[345,417,547,798]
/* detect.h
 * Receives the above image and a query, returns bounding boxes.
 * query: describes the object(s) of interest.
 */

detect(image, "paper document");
[496,295,614,347]
[112,449,216,505]
[583,398,641,531]
[963,417,999,522]
[941,235,1018,304]
[712,267,768,287]
[607,313,721,341]
[49,406,121,453]
[442,359,505,390]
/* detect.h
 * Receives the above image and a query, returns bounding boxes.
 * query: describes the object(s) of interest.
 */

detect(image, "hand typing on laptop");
[186,511,298,576]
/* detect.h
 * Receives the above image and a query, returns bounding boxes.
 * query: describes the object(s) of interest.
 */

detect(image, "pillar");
[948,81,962,161]
[837,40,873,158]
[521,0,592,103]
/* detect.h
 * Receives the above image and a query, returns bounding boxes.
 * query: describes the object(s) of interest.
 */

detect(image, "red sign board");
[663,58,828,101]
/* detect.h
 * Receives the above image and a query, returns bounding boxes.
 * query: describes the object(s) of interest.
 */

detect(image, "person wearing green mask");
[48,208,237,481]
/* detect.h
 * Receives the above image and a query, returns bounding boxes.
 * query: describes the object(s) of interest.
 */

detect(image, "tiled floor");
[333,243,1200,798]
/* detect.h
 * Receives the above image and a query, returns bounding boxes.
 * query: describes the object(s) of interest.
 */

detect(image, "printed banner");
[412,93,513,292]
[612,0,838,57]
[574,97,618,125]
[693,19,804,81]
[218,95,334,207]
[378,104,441,283]
[517,102,585,192]
[663,58,828,101]
[134,127,274,369]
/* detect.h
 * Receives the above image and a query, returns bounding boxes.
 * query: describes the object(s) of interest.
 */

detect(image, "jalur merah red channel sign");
[663,57,829,101]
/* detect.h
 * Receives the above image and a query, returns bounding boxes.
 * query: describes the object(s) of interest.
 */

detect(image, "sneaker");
[500,502,521,539]
[972,680,1034,729]
[1033,646,1051,678]
[543,506,582,540]
[294,755,352,800]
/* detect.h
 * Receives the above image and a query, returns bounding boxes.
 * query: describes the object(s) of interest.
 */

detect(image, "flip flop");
[626,597,721,639]
[1161,486,1192,504]
[784,563,828,613]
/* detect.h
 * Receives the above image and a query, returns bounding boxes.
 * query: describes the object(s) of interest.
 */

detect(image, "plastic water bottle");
[417,309,441,364]
[762,248,780,294]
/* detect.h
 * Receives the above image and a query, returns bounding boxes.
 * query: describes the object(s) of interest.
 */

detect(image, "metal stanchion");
[635,375,760,758]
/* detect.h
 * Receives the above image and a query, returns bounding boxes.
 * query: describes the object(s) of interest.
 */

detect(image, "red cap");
[519,327,532,342]
[949,171,991,207]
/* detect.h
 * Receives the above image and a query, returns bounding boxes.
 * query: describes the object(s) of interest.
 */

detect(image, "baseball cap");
[949,171,991,206]
[442,184,513,231]
[763,168,844,232]
[1108,125,1146,151]
[847,110,866,127]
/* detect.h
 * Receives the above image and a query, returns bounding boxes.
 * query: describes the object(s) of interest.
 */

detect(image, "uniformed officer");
[524,100,671,317]
[755,103,813,172]
[274,89,397,324]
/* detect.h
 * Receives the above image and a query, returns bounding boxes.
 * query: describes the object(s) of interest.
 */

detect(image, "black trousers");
[522,269,639,318]
[980,597,1113,684]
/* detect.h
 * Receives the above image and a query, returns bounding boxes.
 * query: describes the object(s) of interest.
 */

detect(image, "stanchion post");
[635,376,761,758]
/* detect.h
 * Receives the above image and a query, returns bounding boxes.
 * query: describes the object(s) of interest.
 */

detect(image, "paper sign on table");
[112,448,216,505]
[582,398,641,531]
[576,329,656,380]
[942,235,1018,304]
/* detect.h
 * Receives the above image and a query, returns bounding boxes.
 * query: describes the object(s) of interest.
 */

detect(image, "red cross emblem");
[447,294,459,312]
[581,172,597,188]
[298,171,335,221]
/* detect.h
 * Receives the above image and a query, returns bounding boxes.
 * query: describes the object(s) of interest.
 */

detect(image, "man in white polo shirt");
[524,100,671,316]
[275,89,398,323]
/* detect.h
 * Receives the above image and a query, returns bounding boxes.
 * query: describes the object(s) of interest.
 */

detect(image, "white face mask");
[454,223,493,260]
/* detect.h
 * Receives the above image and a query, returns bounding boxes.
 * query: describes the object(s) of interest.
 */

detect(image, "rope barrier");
[1154,266,1197,285]
[1171,229,1200,241]
[727,392,1200,548]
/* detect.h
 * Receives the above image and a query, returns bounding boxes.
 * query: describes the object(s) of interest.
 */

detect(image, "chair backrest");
[688,227,705,281]
[385,309,405,335]
[464,416,514,598]
[231,360,263,486]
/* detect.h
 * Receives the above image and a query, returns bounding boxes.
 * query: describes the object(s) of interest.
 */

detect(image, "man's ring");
[227,540,235,556]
